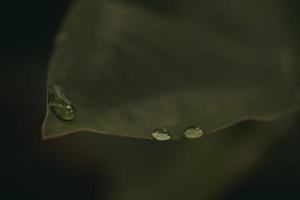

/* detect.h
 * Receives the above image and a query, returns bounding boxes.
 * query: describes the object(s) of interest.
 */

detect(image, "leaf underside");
[43,0,300,140]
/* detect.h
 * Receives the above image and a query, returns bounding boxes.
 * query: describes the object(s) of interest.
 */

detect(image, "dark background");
[0,0,299,199]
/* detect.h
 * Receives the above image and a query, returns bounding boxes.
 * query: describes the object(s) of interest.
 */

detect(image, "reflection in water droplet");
[48,85,76,121]
[152,128,171,141]
[183,127,204,139]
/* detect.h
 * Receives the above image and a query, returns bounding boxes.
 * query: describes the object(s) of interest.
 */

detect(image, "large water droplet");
[48,85,76,121]
[152,128,171,141]
[183,127,204,139]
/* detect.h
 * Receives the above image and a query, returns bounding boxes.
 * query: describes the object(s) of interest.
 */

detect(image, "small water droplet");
[48,85,76,121]
[152,128,171,141]
[183,127,204,139]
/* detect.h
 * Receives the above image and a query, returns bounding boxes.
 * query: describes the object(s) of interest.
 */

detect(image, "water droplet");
[48,85,76,121]
[183,127,204,139]
[152,128,171,141]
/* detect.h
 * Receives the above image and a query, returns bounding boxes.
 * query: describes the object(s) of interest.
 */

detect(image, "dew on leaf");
[151,128,171,141]
[48,85,76,121]
[183,127,204,139]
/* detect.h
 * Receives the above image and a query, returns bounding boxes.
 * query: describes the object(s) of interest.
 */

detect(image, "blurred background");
[0,0,299,199]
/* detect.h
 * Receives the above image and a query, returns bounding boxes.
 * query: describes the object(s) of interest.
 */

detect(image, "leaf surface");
[43,0,300,139]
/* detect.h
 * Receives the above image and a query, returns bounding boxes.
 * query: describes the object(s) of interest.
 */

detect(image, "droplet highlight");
[152,128,171,141]
[48,85,76,121]
[183,127,204,139]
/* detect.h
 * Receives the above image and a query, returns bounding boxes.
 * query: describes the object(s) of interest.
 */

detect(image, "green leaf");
[43,0,300,140]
